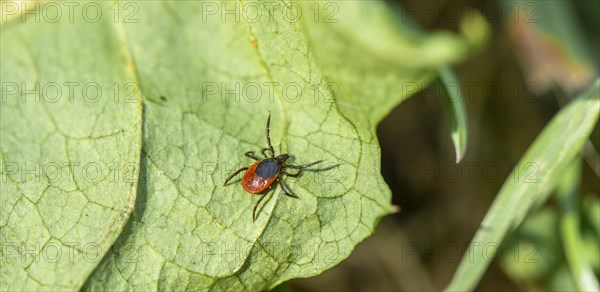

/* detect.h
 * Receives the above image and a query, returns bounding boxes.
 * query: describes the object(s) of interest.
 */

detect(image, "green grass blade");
[436,66,468,162]
[445,79,600,291]
[557,158,600,291]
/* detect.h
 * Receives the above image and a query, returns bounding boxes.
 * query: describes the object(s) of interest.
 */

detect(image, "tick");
[223,113,324,221]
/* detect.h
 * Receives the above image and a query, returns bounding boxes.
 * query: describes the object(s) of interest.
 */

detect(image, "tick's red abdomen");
[242,162,277,194]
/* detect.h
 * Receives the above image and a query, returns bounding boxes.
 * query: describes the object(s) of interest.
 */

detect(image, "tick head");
[275,154,289,165]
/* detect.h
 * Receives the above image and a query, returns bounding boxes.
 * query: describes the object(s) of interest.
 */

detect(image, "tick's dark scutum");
[256,159,280,178]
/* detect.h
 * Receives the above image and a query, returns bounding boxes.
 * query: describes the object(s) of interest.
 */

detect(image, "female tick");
[223,113,323,221]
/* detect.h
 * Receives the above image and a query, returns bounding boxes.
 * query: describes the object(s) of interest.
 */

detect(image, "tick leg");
[245,151,261,160]
[261,148,273,158]
[265,113,275,157]
[223,167,248,186]
[282,169,301,177]
[285,160,324,169]
[278,178,298,198]
[253,193,268,221]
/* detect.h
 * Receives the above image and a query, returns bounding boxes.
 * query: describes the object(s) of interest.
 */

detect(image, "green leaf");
[83,1,477,290]
[0,6,142,290]
[2,0,482,290]
[445,79,600,291]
